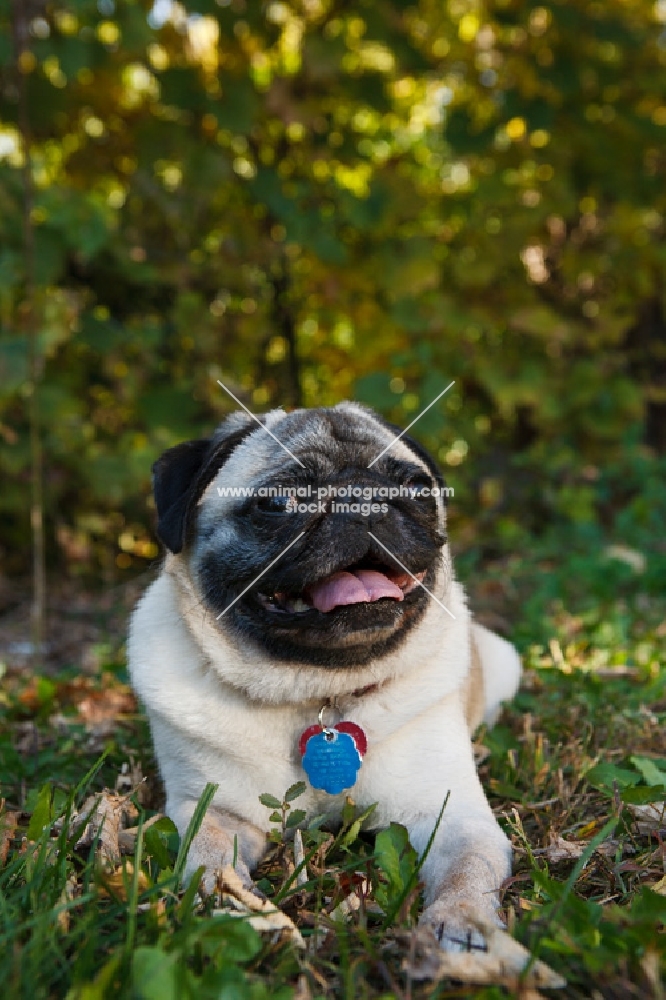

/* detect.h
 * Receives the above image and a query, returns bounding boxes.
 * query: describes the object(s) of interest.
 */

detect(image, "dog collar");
[351,682,378,698]
[298,703,367,795]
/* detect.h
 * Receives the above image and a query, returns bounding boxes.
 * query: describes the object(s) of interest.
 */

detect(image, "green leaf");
[629,886,666,923]
[285,809,306,829]
[144,820,177,869]
[339,819,362,851]
[341,796,356,830]
[307,813,328,832]
[200,914,262,963]
[630,756,666,787]
[132,947,178,1000]
[375,823,411,892]
[621,785,666,805]
[585,762,641,791]
[284,781,306,803]
[259,793,282,810]
[27,784,53,840]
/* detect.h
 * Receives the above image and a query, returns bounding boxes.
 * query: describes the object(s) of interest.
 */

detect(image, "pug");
[128,402,521,950]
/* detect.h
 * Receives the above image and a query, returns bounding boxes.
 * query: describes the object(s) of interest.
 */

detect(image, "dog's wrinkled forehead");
[153,401,446,555]
[206,402,425,490]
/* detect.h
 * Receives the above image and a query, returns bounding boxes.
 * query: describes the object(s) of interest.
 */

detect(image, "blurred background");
[1,0,665,665]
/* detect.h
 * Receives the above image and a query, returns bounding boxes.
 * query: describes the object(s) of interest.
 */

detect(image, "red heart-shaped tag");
[298,721,367,758]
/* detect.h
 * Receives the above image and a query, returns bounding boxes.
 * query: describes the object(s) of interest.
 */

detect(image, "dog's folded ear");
[152,416,260,554]
[152,439,212,554]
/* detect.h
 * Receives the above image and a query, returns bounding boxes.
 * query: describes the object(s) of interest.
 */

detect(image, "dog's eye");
[256,495,292,514]
[405,475,432,497]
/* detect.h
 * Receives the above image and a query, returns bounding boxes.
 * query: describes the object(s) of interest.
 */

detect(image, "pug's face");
[152,403,448,668]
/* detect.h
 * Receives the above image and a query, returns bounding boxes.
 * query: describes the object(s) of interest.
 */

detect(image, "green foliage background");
[1,0,665,577]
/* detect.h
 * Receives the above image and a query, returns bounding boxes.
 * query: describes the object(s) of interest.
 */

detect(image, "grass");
[1,526,665,999]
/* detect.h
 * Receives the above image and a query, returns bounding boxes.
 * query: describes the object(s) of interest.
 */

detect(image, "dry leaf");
[626,801,666,834]
[328,876,370,921]
[76,685,136,733]
[99,860,150,900]
[56,877,78,932]
[212,864,305,948]
[641,948,663,995]
[0,804,19,866]
[649,875,666,896]
[595,838,632,859]
[73,790,138,864]
[329,891,361,921]
[540,833,626,863]
[56,903,70,934]
[403,921,566,992]
[544,836,586,863]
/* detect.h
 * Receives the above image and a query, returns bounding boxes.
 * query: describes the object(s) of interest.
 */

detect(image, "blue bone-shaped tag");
[301,729,362,795]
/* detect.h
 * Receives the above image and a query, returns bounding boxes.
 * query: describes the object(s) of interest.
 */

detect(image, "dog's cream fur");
[128,404,521,949]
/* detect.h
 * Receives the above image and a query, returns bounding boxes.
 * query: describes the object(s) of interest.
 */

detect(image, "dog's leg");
[399,740,512,951]
[416,815,512,951]
[413,625,517,947]
[169,799,267,894]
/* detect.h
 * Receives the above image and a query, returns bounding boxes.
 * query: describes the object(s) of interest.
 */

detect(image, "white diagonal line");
[367,380,455,468]
[216,379,305,468]
[216,531,306,619]
[367,531,456,619]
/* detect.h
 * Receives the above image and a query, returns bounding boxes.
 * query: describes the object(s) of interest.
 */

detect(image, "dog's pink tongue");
[308,569,404,613]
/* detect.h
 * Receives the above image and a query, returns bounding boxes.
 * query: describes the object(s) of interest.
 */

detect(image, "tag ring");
[318,703,336,739]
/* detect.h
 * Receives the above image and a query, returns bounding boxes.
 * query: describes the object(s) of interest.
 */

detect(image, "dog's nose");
[342,505,388,526]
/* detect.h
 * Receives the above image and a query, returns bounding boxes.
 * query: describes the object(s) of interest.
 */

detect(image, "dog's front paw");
[174,804,267,898]
[181,820,256,896]
[420,899,504,953]
[188,853,256,897]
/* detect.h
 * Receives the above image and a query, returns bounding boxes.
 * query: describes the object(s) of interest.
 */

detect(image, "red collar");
[351,683,379,698]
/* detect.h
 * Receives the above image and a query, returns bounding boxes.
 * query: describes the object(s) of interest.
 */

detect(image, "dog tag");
[299,721,367,795]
